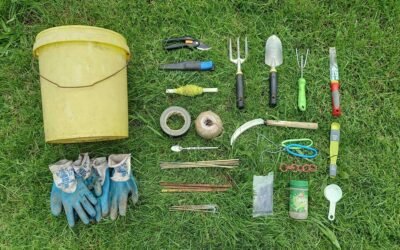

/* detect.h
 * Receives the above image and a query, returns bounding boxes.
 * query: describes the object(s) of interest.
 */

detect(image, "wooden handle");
[161,188,230,192]
[160,182,232,188]
[265,120,318,129]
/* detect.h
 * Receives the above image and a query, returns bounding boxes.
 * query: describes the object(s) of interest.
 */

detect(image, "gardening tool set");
[33,27,344,228]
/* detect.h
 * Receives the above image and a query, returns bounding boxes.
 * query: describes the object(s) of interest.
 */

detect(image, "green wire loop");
[281,138,313,149]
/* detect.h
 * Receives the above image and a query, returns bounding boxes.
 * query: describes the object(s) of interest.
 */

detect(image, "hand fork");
[229,37,248,109]
[296,48,309,111]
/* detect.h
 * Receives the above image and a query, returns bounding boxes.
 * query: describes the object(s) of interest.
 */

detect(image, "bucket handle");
[38,62,129,89]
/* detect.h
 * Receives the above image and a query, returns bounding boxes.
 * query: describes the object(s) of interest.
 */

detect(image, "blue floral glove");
[50,159,74,217]
[92,157,111,222]
[72,153,93,185]
[108,154,139,220]
[50,181,63,216]
[50,159,97,227]
[61,176,97,227]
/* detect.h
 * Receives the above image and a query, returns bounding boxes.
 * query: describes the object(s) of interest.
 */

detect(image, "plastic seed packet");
[253,172,274,217]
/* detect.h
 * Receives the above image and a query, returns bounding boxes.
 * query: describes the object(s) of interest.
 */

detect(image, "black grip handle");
[236,73,245,109]
[165,44,187,50]
[269,71,278,107]
[164,36,193,43]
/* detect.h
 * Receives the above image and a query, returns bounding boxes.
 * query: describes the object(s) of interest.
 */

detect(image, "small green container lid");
[290,180,308,188]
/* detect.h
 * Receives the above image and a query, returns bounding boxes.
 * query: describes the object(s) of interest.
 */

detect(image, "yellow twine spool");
[175,84,204,96]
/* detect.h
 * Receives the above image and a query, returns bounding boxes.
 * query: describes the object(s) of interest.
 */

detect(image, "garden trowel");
[265,35,283,107]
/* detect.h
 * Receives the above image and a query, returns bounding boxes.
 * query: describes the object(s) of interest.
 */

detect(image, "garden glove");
[108,154,139,220]
[92,157,111,222]
[72,153,92,184]
[50,159,72,217]
[50,159,97,227]
[73,154,112,222]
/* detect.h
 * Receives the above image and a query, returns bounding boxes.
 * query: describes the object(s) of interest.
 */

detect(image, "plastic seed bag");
[253,172,274,217]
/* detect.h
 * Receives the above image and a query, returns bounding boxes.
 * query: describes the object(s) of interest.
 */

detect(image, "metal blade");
[197,42,211,51]
[230,118,265,145]
[329,47,339,81]
[265,35,283,68]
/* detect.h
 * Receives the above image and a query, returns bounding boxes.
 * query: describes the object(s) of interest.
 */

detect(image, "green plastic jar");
[289,180,308,220]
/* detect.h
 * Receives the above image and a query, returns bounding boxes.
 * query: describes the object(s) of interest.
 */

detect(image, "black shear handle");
[165,43,189,50]
[164,36,197,50]
[164,36,194,43]
[236,73,245,109]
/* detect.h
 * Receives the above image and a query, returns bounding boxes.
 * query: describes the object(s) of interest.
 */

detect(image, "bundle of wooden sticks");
[160,182,232,192]
[160,159,239,169]
[169,204,218,213]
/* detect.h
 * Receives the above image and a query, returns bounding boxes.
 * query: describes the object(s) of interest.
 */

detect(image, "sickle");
[230,119,318,145]
[230,119,264,145]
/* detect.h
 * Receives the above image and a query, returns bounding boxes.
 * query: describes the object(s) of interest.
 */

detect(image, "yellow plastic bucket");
[33,25,130,143]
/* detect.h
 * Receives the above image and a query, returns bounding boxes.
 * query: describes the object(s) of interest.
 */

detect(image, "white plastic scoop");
[324,184,343,221]
[171,145,219,152]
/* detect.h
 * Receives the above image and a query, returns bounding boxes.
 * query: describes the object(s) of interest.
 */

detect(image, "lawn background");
[0,0,399,249]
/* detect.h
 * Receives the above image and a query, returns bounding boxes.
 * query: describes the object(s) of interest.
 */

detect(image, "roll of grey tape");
[160,106,191,137]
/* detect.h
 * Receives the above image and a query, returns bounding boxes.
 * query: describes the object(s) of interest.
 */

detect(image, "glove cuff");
[49,159,77,193]
[72,153,92,179]
[108,154,131,182]
[92,157,108,185]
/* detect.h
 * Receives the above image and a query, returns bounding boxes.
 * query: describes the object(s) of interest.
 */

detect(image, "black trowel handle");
[236,73,245,109]
[269,71,278,107]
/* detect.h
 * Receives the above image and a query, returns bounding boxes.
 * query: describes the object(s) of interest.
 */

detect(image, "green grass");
[1,0,399,248]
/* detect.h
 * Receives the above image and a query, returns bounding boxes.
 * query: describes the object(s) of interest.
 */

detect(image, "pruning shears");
[163,36,211,51]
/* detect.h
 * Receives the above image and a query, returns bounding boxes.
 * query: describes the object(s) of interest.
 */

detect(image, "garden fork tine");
[228,37,248,109]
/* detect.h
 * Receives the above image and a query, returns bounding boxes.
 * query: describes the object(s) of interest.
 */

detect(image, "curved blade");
[230,118,265,146]
[197,42,211,51]
[265,35,283,68]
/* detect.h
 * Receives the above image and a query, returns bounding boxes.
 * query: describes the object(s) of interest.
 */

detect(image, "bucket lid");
[290,180,308,188]
[33,25,130,58]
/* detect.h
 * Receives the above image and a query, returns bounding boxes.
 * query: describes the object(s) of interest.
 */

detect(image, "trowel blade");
[265,35,283,68]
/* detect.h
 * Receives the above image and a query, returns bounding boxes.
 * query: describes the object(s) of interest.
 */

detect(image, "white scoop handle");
[171,145,219,152]
[185,147,219,150]
[328,201,337,221]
